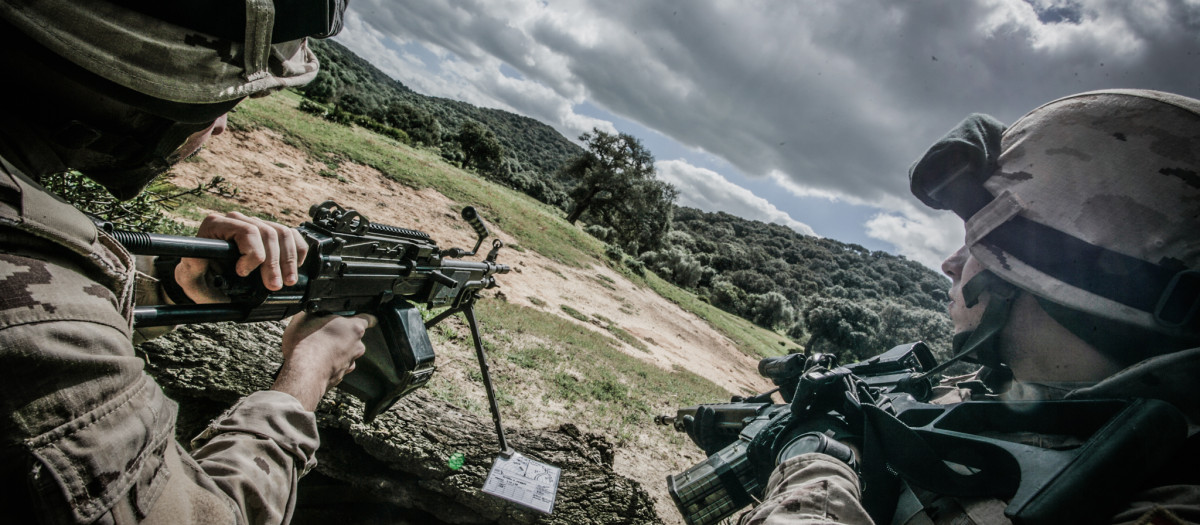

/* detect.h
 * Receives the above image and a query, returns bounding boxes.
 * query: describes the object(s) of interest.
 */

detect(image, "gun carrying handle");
[460,206,490,256]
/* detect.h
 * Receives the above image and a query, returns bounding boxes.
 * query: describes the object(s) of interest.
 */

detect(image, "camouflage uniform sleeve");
[188,390,320,525]
[737,453,874,525]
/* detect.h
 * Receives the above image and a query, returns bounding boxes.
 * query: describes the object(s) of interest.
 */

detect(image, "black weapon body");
[110,201,511,426]
[659,342,1187,525]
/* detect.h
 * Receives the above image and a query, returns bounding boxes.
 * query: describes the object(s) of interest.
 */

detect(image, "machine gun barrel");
[106,229,239,260]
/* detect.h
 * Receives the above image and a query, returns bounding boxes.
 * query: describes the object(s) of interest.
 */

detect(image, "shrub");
[624,258,646,276]
[585,224,614,243]
[37,171,233,235]
[604,243,624,261]
[298,99,329,117]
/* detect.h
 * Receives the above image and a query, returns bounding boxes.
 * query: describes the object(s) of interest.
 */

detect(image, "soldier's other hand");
[176,211,308,303]
[746,412,859,494]
[274,312,376,411]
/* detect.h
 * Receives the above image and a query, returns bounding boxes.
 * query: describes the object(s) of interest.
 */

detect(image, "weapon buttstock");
[336,300,436,422]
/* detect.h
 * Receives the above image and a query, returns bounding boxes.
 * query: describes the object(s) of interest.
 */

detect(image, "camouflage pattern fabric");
[971,90,1200,339]
[0,164,319,524]
[736,453,872,525]
[0,0,319,105]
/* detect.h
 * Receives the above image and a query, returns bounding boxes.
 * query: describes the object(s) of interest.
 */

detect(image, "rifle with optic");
[659,342,1187,525]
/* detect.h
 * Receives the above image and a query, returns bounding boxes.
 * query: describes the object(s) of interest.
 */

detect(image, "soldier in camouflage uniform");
[741,90,1200,524]
[0,1,373,524]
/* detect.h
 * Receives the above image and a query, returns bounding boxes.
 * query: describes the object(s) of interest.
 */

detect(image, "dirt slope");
[170,127,774,524]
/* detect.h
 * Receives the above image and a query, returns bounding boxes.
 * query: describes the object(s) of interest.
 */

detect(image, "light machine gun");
[106,201,511,442]
[658,342,1187,525]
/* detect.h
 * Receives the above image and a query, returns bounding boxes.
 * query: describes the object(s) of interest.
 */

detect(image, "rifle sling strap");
[861,405,1017,498]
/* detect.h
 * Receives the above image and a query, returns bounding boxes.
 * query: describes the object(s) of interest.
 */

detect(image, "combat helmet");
[910,89,1200,369]
[0,0,346,197]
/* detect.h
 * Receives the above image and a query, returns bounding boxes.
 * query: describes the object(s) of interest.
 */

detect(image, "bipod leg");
[425,306,459,328]
[463,303,513,457]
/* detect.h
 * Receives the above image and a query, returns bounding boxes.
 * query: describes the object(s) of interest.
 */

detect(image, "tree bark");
[138,322,662,525]
[565,192,595,225]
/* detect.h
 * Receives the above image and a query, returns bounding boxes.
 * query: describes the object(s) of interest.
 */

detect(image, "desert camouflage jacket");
[738,349,1200,525]
[0,160,319,525]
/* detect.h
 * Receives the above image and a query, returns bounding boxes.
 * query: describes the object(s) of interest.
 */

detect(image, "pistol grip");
[335,300,436,422]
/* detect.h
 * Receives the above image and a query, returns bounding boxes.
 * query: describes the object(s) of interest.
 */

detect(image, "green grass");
[470,300,730,443]
[642,271,793,359]
[606,324,649,353]
[591,274,617,290]
[559,305,589,322]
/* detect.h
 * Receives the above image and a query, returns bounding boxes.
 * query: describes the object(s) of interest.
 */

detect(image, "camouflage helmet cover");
[0,0,323,105]
[966,89,1200,339]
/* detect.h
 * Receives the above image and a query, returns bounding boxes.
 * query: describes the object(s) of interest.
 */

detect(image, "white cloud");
[865,208,965,272]
[657,160,818,237]
[766,170,964,270]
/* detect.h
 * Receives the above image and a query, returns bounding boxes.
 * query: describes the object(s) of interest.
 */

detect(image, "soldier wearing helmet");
[0,1,374,523]
[740,90,1200,524]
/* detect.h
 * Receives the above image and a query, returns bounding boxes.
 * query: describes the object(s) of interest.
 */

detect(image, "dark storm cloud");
[338,0,1198,267]
[344,0,1197,199]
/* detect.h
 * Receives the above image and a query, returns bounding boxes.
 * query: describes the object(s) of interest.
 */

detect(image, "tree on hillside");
[563,129,656,225]
[453,120,504,171]
[752,291,796,330]
[803,297,881,362]
[562,129,677,253]
[601,178,678,254]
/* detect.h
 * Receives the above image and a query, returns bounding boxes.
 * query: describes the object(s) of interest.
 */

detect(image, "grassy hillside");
[294,40,953,368]
[179,91,793,430]
[154,92,803,522]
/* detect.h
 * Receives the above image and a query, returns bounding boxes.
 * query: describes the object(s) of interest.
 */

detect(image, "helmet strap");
[937,271,1019,384]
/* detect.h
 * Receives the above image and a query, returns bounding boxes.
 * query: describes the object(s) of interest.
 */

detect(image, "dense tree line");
[640,208,954,362]
[298,39,955,363]
[302,39,581,208]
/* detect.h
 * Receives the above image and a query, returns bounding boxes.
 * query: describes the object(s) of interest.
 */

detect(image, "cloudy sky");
[333,0,1198,271]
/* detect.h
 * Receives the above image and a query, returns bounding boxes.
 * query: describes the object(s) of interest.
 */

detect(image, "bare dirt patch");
[171,128,773,524]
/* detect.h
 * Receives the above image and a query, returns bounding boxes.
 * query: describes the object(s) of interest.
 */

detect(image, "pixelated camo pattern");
[0,250,132,334]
